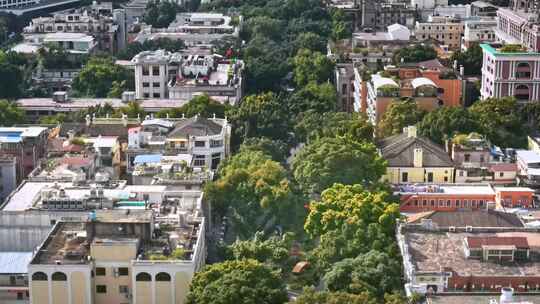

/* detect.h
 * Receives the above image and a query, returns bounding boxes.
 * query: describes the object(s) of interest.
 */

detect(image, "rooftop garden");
[499,44,526,53]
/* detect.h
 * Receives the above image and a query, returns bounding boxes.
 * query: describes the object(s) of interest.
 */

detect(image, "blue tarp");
[134,154,162,164]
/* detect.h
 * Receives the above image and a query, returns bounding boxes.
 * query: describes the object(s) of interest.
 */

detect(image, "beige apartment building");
[28,208,205,304]
[414,16,465,49]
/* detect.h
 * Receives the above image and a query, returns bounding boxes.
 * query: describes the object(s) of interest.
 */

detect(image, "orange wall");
[496,190,533,208]
[421,70,462,107]
[400,194,494,212]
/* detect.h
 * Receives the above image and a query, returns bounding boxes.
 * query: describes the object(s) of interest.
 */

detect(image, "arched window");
[515,84,530,101]
[51,272,67,281]
[155,272,171,281]
[516,62,531,78]
[136,272,152,281]
[32,272,48,281]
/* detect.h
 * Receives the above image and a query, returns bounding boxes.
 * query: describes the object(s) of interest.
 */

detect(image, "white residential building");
[135,12,241,46]
[127,116,231,172]
[132,49,244,103]
[462,18,496,50]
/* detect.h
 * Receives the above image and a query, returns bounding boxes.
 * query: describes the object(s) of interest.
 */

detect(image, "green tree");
[292,48,334,86]
[329,8,352,41]
[469,97,526,148]
[243,16,284,41]
[292,137,386,193]
[450,43,482,76]
[39,113,68,125]
[238,137,289,163]
[204,150,300,237]
[243,37,290,93]
[143,0,180,28]
[377,99,426,138]
[0,100,25,125]
[324,250,402,299]
[292,288,377,304]
[228,231,294,270]
[294,32,327,53]
[228,92,292,143]
[393,44,437,64]
[287,82,337,115]
[417,106,480,144]
[118,101,145,118]
[187,260,288,304]
[157,94,230,118]
[72,57,134,98]
[294,110,374,143]
[0,52,23,99]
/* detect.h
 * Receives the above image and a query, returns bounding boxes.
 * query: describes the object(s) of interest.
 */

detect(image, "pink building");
[480,5,540,101]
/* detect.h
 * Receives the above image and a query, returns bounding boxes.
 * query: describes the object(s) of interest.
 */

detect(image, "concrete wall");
[0,213,52,251]
[384,167,454,184]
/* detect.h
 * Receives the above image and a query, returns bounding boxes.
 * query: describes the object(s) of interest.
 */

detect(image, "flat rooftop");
[405,231,540,276]
[396,184,496,195]
[428,294,539,304]
[17,98,190,112]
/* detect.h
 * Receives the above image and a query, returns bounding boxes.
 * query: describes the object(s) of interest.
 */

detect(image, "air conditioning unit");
[466,226,473,232]
[449,226,456,232]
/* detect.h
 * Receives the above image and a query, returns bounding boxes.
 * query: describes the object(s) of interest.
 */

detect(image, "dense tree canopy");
[377,99,426,138]
[187,259,288,304]
[287,82,337,115]
[228,231,295,270]
[294,110,374,143]
[143,0,181,28]
[450,43,482,76]
[417,106,480,144]
[0,100,25,126]
[72,57,134,98]
[469,97,526,148]
[292,137,386,193]
[324,250,402,299]
[292,49,335,86]
[238,137,289,163]
[393,44,437,63]
[204,150,301,237]
[0,51,24,99]
[228,92,292,143]
[157,94,231,119]
[293,289,377,304]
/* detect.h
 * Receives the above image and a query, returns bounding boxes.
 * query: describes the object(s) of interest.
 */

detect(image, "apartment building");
[13,33,97,55]
[414,16,465,49]
[433,4,471,19]
[132,49,244,104]
[471,1,499,17]
[480,2,540,101]
[378,126,455,184]
[21,3,120,54]
[355,72,443,124]
[462,18,497,50]
[398,212,540,297]
[0,127,48,183]
[135,13,241,46]
[28,207,205,304]
[396,183,534,211]
[126,116,231,173]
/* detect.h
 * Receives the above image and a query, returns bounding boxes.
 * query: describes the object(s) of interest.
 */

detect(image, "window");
[194,155,206,166]
[118,268,128,276]
[152,66,160,76]
[51,272,67,281]
[119,285,129,294]
[142,66,149,76]
[96,285,107,293]
[423,200,427,206]
[464,154,471,162]
[195,141,206,147]
[515,84,530,101]
[446,200,451,207]
[143,82,150,87]
[155,272,171,281]
[516,62,531,79]
[414,199,419,206]
[430,200,435,206]
[32,272,47,281]
[402,172,408,182]
[96,267,106,276]
[143,93,150,98]
[427,172,434,183]
[153,93,160,98]
[499,172,504,177]
[444,176,448,182]
[210,139,223,148]
[136,272,152,281]
[455,199,461,207]
[152,82,160,88]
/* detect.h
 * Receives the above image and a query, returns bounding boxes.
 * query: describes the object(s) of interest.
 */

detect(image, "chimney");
[413,147,423,168]
[407,125,417,138]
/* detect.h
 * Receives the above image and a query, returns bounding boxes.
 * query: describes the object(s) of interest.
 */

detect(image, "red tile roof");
[466,236,529,249]
[489,163,517,172]
[62,157,92,167]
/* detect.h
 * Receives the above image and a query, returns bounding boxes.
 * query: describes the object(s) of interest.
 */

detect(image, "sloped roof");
[411,77,437,88]
[371,74,398,91]
[169,116,222,138]
[407,210,524,228]
[378,134,454,167]
[466,236,529,249]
